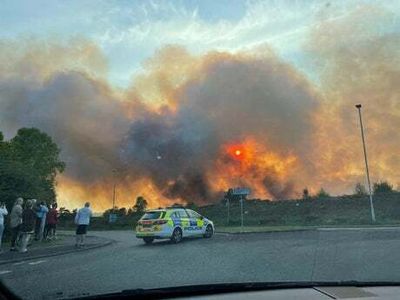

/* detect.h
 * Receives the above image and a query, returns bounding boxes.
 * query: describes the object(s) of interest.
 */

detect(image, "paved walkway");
[0,234,112,265]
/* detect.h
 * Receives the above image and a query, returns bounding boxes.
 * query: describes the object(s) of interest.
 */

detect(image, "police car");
[136,207,214,244]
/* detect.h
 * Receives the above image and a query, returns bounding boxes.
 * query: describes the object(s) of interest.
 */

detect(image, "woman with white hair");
[10,198,23,251]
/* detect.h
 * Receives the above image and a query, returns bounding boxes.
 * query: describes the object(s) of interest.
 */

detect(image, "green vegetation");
[197,192,400,227]
[0,128,65,208]
[314,188,330,199]
[57,191,400,231]
[133,196,148,213]
[374,181,394,194]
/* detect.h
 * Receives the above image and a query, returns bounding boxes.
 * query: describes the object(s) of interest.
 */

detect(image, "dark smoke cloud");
[0,71,130,182]
[120,51,320,202]
[0,39,320,207]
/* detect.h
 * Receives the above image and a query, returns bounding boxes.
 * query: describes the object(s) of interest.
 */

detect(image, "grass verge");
[216,224,400,233]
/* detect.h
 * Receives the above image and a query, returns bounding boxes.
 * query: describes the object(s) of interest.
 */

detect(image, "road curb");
[215,228,317,235]
[0,238,113,265]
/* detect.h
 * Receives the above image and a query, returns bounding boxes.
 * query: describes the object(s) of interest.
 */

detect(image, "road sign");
[232,187,251,196]
[108,213,117,223]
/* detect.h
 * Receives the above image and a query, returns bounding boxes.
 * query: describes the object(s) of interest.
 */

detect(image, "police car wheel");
[143,237,154,244]
[204,225,213,238]
[171,228,182,243]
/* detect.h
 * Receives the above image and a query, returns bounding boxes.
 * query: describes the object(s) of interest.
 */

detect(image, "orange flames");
[207,138,299,200]
[57,176,185,212]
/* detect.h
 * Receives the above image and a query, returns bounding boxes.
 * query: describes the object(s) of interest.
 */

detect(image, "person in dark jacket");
[44,203,58,240]
[20,200,36,253]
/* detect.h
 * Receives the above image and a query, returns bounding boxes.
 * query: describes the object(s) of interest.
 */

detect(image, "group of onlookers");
[0,198,59,253]
[0,198,93,253]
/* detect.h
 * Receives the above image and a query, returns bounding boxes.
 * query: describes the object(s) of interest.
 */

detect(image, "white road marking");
[0,270,12,275]
[28,260,47,265]
[13,261,26,266]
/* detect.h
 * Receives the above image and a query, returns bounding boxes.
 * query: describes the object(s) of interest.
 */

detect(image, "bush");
[373,181,394,194]
[315,188,330,198]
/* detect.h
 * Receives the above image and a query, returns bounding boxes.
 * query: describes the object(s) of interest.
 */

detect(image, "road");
[2,228,400,299]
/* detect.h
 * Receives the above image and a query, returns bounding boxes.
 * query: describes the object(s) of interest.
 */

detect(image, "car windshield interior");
[1,1,400,300]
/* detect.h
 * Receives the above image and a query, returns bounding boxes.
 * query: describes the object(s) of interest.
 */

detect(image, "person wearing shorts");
[74,202,92,248]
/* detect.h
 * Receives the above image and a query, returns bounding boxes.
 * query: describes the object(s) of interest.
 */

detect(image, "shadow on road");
[136,236,208,247]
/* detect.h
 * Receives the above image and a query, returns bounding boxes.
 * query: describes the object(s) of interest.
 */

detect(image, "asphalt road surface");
[2,228,400,299]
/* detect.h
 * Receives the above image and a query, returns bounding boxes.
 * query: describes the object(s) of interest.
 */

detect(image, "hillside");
[197,192,400,227]
[57,192,400,230]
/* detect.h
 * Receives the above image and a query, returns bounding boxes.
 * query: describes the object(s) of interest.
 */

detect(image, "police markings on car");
[135,206,214,244]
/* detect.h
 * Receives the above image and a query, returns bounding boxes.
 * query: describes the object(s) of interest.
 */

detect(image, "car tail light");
[154,219,167,225]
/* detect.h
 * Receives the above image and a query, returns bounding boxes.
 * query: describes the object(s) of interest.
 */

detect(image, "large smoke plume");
[1,4,399,210]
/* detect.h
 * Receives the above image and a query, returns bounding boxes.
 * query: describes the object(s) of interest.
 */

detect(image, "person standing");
[34,201,48,241]
[45,203,58,240]
[10,198,23,251]
[0,202,8,252]
[19,200,36,253]
[75,202,92,248]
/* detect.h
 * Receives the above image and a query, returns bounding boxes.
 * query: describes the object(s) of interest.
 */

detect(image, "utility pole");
[355,104,376,222]
[226,197,230,225]
[112,169,116,212]
[240,195,244,232]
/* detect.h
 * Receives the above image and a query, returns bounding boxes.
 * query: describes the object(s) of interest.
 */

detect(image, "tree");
[11,128,65,181]
[133,196,148,213]
[118,207,127,216]
[373,181,394,194]
[315,188,330,198]
[185,202,197,210]
[0,128,65,208]
[354,183,367,195]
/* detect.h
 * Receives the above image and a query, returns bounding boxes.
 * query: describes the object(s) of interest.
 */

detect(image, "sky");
[3,0,396,88]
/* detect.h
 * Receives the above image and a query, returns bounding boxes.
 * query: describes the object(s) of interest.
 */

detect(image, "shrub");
[373,181,394,194]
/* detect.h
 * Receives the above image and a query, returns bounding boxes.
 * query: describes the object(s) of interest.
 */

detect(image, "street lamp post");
[355,104,376,222]
[112,169,117,212]
[240,195,244,232]
[226,197,230,225]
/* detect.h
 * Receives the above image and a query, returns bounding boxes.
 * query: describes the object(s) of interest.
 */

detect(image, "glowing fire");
[206,138,299,201]
[57,175,185,211]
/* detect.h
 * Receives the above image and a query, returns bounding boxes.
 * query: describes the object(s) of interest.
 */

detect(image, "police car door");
[177,210,192,237]
[187,209,204,236]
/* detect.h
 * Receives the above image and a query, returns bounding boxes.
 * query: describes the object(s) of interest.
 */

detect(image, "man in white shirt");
[74,202,92,248]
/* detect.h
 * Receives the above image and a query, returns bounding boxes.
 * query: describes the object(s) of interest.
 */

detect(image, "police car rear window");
[142,211,165,220]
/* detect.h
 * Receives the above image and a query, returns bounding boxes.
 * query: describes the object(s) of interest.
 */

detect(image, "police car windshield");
[141,211,165,220]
